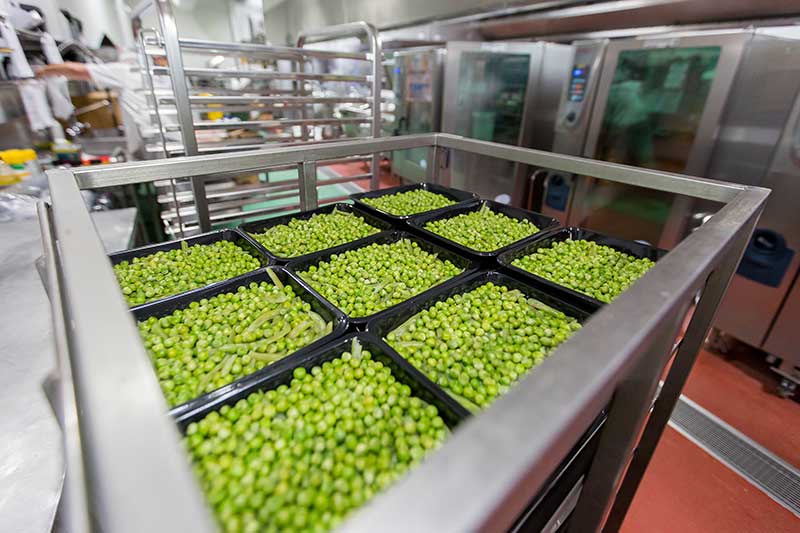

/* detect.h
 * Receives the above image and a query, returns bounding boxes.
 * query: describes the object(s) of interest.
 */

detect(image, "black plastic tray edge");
[366,269,600,344]
[497,227,669,308]
[238,202,395,264]
[110,229,272,311]
[132,267,349,419]
[406,199,561,262]
[173,332,471,432]
[285,230,479,328]
[349,182,480,223]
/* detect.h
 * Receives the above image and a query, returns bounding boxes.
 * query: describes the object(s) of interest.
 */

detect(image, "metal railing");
[40,133,768,533]
[131,0,382,236]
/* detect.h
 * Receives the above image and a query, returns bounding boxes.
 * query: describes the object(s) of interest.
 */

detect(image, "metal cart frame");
[39,133,768,532]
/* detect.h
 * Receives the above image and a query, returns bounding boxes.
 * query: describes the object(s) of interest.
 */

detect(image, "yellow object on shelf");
[1,149,37,166]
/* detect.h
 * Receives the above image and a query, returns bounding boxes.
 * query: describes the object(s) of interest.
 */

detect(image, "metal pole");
[45,171,216,533]
[138,29,185,237]
[425,145,438,183]
[36,203,91,533]
[367,24,383,191]
[601,213,761,532]
[298,161,319,210]
[295,22,382,191]
[568,309,687,533]
[154,0,211,232]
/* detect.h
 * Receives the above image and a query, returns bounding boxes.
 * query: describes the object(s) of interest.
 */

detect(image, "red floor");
[621,344,800,532]
[620,427,799,533]
[327,159,400,190]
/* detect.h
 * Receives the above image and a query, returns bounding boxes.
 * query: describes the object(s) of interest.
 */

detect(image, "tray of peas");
[110,229,270,308]
[133,267,347,418]
[287,231,476,327]
[239,203,394,264]
[498,227,667,307]
[174,332,469,533]
[408,200,559,261]
[368,270,598,412]
[350,182,478,222]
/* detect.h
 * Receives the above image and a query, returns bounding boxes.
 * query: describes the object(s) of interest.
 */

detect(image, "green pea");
[299,239,462,318]
[250,209,380,258]
[114,240,261,306]
[426,204,540,252]
[361,189,454,216]
[137,281,334,407]
[385,282,581,410]
[183,342,449,533]
[512,239,655,303]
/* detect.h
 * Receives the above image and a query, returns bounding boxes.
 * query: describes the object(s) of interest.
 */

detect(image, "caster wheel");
[777,378,797,399]
[705,328,731,355]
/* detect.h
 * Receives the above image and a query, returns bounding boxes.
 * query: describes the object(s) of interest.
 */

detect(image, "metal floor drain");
[669,396,800,517]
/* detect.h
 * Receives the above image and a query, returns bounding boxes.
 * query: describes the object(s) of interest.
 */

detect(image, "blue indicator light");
[573,68,583,76]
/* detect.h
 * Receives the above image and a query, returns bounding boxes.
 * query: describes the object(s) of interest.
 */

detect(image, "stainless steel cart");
[130,0,383,237]
[38,133,767,532]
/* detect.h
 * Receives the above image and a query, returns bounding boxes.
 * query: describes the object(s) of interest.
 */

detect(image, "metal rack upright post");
[39,133,768,532]
[129,0,382,236]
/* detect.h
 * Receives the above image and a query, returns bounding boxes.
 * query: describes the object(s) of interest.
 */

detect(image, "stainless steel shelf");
[132,4,382,236]
[42,133,768,533]
[152,66,371,83]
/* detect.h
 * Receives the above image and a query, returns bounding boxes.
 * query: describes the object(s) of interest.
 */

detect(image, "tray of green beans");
[498,227,667,306]
[288,231,475,327]
[368,270,597,412]
[110,229,270,307]
[132,267,347,417]
[240,203,393,264]
[174,333,469,533]
[350,182,478,222]
[408,200,559,260]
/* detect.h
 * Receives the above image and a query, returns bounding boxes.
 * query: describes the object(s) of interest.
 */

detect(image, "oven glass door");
[578,46,723,245]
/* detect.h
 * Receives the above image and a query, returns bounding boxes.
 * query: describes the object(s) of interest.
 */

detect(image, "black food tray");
[367,269,599,342]
[133,267,348,419]
[173,332,471,431]
[110,229,271,309]
[350,182,479,223]
[286,230,477,329]
[498,227,668,308]
[238,202,394,264]
[407,200,559,263]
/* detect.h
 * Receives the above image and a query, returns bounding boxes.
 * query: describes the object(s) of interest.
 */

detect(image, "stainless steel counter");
[0,208,136,533]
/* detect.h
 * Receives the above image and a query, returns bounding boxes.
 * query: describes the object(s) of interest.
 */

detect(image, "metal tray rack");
[38,133,768,533]
[130,1,383,237]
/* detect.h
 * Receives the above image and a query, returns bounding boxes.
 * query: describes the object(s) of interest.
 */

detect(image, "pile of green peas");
[184,343,449,533]
[299,239,463,317]
[139,276,332,406]
[385,282,581,411]
[360,189,455,216]
[425,204,540,252]
[250,209,380,258]
[115,240,261,306]
[512,239,655,303]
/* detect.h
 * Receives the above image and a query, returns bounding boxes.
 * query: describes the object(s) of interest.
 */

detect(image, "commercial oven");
[441,41,573,202]
[386,46,445,183]
[542,28,800,388]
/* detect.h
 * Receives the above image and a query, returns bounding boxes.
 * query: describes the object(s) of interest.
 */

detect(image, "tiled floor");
[621,345,800,532]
